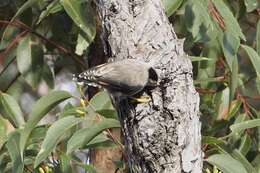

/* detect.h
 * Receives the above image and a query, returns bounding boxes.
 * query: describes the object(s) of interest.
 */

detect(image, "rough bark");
[96,0,203,173]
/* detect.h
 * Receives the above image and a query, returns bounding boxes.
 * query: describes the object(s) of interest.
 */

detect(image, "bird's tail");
[72,70,100,88]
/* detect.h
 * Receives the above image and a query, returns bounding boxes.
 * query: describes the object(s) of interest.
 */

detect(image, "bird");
[73,59,157,102]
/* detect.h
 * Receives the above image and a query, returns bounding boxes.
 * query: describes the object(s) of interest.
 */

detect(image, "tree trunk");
[96,0,203,172]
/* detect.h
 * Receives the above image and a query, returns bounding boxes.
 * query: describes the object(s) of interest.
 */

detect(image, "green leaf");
[232,149,257,173]
[16,35,44,88]
[257,20,260,56]
[162,0,184,17]
[196,39,221,88]
[0,49,19,91]
[212,0,246,40]
[20,90,72,155]
[60,0,96,43]
[216,87,230,120]
[67,118,121,154]
[242,45,260,90]
[0,92,25,128]
[230,57,238,102]
[1,0,39,42]
[221,31,240,71]
[85,133,112,148]
[0,24,19,50]
[27,90,72,129]
[96,109,118,119]
[227,113,249,141]
[75,33,89,56]
[34,116,82,168]
[27,125,47,145]
[244,0,259,12]
[6,131,24,173]
[194,77,225,85]
[89,91,113,111]
[184,0,214,41]
[206,154,247,173]
[42,64,54,89]
[11,0,39,21]
[241,45,260,74]
[238,134,252,156]
[230,119,260,135]
[0,117,7,149]
[227,100,242,120]
[202,136,225,145]
[17,36,31,73]
[59,106,86,118]
[60,153,72,173]
[37,0,63,24]
[255,77,260,94]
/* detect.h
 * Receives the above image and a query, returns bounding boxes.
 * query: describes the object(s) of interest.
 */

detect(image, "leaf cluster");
[165,0,260,173]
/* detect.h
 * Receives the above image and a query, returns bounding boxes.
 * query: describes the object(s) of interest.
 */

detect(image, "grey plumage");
[73,59,154,96]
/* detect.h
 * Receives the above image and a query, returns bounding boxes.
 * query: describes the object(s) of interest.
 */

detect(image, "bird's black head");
[147,67,158,88]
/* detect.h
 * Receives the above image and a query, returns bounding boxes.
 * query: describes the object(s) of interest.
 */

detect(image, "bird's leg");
[130,95,151,103]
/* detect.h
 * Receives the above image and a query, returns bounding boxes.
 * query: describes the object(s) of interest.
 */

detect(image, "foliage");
[167,0,260,173]
[0,0,260,172]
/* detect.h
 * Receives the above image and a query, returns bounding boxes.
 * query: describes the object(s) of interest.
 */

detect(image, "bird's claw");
[130,95,151,103]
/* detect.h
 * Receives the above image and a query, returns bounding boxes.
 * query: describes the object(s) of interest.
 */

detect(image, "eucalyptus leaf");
[11,0,39,21]
[232,149,257,173]
[230,57,238,102]
[6,131,23,173]
[238,134,252,156]
[206,154,247,173]
[20,90,72,156]
[242,44,260,93]
[184,0,214,41]
[162,0,184,17]
[16,35,44,88]
[244,0,259,12]
[230,119,260,135]
[190,56,210,62]
[1,0,39,43]
[227,100,242,120]
[213,0,246,40]
[0,117,7,149]
[257,20,260,56]
[34,116,83,168]
[37,0,63,24]
[67,118,120,154]
[0,92,24,128]
[75,33,89,56]
[60,0,96,43]
[42,64,54,89]
[60,153,72,173]
[89,91,114,111]
[221,31,240,71]
[242,45,260,75]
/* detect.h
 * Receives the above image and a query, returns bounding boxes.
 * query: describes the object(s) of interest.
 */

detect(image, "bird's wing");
[93,63,141,95]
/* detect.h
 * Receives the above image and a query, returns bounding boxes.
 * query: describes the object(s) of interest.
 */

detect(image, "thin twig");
[3,72,21,92]
[208,0,226,29]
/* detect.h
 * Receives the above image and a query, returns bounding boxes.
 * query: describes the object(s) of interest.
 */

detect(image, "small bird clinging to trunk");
[73,59,157,102]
